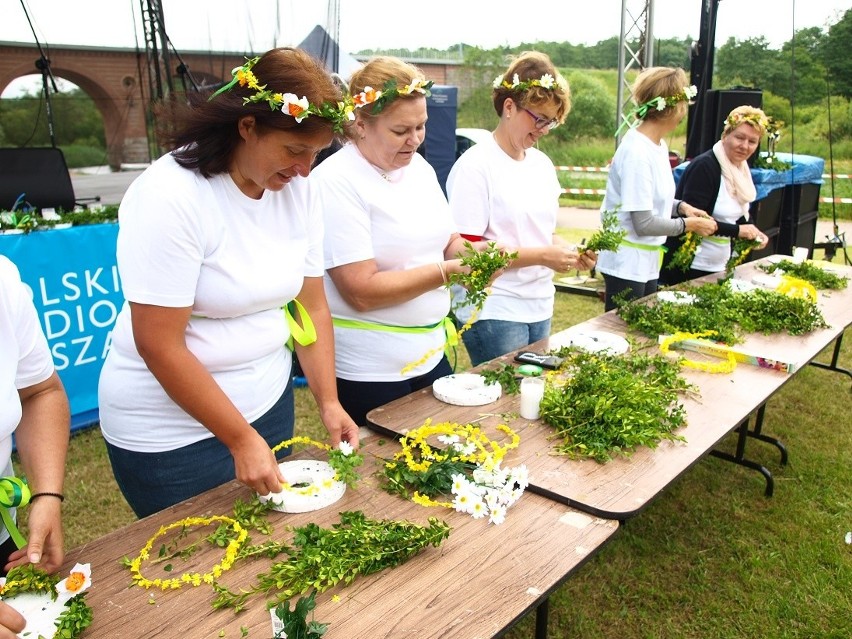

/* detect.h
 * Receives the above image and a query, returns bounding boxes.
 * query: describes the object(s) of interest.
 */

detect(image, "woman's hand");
[318,401,361,450]
[5,497,63,574]
[684,216,718,236]
[680,202,710,218]
[739,223,769,248]
[229,429,286,496]
[540,245,596,272]
[0,602,25,638]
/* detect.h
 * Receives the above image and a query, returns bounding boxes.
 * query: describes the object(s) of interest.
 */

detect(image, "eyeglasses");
[521,107,559,131]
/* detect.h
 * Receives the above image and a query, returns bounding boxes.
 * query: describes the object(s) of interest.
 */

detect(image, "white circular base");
[556,330,630,355]
[433,373,502,406]
[259,459,346,513]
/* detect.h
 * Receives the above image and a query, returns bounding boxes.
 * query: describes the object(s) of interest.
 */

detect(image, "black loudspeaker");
[695,88,763,158]
[0,147,77,212]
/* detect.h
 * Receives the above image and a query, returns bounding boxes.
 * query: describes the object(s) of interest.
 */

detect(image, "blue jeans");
[602,274,658,312]
[105,381,295,518]
[461,318,552,366]
[337,356,453,427]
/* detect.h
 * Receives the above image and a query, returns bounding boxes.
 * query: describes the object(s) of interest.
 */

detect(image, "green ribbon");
[284,299,317,350]
[620,239,667,269]
[0,477,31,548]
[333,315,458,362]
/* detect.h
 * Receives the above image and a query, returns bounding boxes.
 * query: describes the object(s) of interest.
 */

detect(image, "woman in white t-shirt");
[0,256,69,594]
[596,67,718,311]
[311,57,476,426]
[98,48,359,518]
[446,51,596,366]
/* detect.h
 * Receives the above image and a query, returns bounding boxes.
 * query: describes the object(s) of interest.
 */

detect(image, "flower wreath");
[617,84,698,135]
[271,436,363,490]
[0,563,93,639]
[377,419,528,525]
[209,56,356,133]
[659,330,737,374]
[725,111,769,133]
[493,72,569,92]
[351,77,434,115]
[128,515,248,590]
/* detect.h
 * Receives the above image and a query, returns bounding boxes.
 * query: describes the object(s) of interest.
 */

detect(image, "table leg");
[534,597,549,639]
[709,408,776,497]
[809,332,852,385]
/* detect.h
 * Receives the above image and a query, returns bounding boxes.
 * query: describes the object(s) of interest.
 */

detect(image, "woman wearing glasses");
[446,51,595,366]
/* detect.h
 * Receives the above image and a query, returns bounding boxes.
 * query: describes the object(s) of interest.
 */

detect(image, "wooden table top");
[368,257,852,520]
[62,430,618,639]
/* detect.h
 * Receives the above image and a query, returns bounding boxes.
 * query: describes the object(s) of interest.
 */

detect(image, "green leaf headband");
[615,85,698,136]
[350,77,434,115]
[209,56,356,133]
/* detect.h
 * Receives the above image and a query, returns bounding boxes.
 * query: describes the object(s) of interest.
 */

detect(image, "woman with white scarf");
[660,106,770,285]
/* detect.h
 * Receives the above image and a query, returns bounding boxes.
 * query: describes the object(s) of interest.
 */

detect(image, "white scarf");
[713,140,756,220]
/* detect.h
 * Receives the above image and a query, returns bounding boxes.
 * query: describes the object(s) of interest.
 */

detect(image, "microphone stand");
[20,0,59,147]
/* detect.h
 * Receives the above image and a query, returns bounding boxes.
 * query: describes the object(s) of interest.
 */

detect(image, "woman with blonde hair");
[596,66,718,311]
[446,50,596,365]
[311,56,475,426]
[660,105,770,284]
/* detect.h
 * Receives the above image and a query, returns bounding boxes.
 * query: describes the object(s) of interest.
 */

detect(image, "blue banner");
[0,224,122,429]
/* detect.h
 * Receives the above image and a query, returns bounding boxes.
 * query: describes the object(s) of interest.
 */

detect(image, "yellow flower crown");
[351,77,434,114]
[616,85,698,135]
[725,111,770,134]
[209,56,356,133]
[492,72,568,92]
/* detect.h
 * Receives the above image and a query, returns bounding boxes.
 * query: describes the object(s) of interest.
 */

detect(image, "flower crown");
[351,77,434,115]
[725,111,769,134]
[209,56,356,133]
[492,72,568,92]
[616,85,698,135]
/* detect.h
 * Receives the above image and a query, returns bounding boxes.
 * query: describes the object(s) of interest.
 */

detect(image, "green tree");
[714,36,782,90]
[821,8,852,99]
[769,27,827,105]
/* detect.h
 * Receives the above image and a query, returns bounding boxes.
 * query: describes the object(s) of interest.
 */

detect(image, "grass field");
[15,234,851,639]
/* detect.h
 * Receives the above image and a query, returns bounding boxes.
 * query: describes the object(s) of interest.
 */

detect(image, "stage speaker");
[692,88,763,159]
[0,147,77,212]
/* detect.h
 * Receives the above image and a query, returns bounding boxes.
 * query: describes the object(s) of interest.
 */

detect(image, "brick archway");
[0,42,457,169]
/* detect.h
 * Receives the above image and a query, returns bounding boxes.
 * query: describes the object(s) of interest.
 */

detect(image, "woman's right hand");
[685,216,718,236]
[229,429,286,496]
[0,602,25,638]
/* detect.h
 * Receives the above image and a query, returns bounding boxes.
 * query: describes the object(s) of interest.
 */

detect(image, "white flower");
[509,465,529,490]
[453,490,476,514]
[56,563,92,596]
[845,531,852,545]
[338,441,354,456]
[488,504,507,525]
[539,73,555,89]
[458,442,477,457]
[469,496,488,519]
[437,434,459,445]
[555,74,569,91]
[280,93,311,122]
[684,85,698,99]
[655,97,667,111]
[451,473,469,494]
[493,74,504,89]
[511,73,521,87]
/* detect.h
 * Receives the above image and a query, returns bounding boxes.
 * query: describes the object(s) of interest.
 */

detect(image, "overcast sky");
[2,0,848,96]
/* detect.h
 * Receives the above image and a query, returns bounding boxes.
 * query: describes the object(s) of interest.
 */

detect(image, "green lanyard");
[620,239,667,268]
[333,315,459,366]
[0,477,31,548]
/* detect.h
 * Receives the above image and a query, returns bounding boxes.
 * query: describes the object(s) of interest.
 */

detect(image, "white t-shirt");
[312,143,454,381]
[447,135,559,323]
[0,256,55,543]
[691,181,740,272]
[596,128,675,282]
[98,152,323,452]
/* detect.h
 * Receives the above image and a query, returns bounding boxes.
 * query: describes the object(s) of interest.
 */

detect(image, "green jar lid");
[517,364,543,376]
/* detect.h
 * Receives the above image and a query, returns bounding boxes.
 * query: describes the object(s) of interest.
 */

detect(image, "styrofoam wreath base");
[432,373,502,406]
[259,459,346,513]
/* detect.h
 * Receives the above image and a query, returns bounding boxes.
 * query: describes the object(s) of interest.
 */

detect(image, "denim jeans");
[105,380,295,518]
[602,274,658,312]
[460,318,552,367]
[337,356,453,427]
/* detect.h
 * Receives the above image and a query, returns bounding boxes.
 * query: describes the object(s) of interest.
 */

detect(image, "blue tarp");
[674,152,825,201]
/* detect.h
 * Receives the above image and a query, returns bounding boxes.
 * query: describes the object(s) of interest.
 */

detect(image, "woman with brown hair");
[98,47,359,518]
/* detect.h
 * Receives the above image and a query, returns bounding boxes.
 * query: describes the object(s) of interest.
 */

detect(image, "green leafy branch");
[580,208,626,253]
